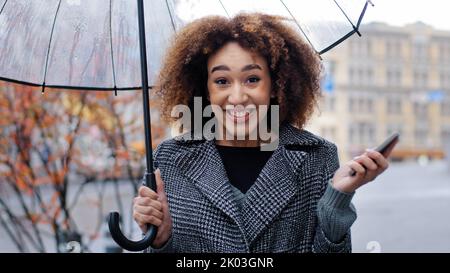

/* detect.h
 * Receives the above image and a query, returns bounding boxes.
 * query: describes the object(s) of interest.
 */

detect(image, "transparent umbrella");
[0,0,374,251]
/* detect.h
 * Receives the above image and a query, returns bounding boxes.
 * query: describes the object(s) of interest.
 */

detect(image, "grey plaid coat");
[149,123,351,253]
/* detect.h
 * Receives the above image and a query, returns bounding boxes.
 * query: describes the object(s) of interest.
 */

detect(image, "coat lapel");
[241,123,325,245]
[173,138,244,230]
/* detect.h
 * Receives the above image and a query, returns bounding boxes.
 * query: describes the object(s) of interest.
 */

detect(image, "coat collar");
[172,123,326,246]
[173,122,325,147]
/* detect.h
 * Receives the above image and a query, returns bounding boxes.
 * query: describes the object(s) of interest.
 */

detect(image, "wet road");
[351,160,450,253]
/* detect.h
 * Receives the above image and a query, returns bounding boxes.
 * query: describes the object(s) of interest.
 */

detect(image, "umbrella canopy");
[0,0,373,91]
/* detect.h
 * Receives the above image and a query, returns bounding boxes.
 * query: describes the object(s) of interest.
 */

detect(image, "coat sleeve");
[312,143,355,253]
[145,234,174,253]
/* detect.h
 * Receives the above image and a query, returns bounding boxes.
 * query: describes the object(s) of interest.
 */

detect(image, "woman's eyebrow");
[211,65,229,73]
[241,64,262,72]
[210,64,262,74]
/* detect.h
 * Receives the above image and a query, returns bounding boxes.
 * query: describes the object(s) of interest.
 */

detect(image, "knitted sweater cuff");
[317,180,357,243]
[320,180,355,209]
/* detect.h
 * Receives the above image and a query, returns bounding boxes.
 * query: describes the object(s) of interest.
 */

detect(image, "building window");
[387,96,402,115]
[367,98,374,113]
[386,39,402,59]
[414,128,428,147]
[323,95,336,112]
[349,125,356,144]
[440,71,450,88]
[349,122,376,145]
[386,68,402,86]
[414,102,428,118]
[349,67,354,83]
[442,100,450,116]
[358,68,364,84]
[349,66,374,86]
[438,41,450,63]
[367,68,374,83]
[441,128,450,145]
[412,41,429,61]
[358,97,365,111]
[349,94,375,113]
[413,70,428,88]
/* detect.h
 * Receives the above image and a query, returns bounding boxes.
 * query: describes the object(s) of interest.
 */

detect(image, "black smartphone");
[349,132,400,176]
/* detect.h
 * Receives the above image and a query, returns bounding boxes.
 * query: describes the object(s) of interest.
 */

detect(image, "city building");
[307,21,450,162]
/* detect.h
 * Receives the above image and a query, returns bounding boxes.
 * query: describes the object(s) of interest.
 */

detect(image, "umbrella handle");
[108,172,158,251]
[108,212,157,252]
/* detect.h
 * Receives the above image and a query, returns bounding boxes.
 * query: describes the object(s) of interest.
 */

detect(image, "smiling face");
[206,41,273,147]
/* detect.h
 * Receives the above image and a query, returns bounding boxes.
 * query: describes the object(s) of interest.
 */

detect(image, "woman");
[133,13,392,253]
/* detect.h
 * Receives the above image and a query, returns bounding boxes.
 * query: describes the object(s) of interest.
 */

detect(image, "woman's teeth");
[227,109,249,117]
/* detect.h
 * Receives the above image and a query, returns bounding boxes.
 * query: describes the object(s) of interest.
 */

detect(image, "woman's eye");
[215,79,228,85]
[247,77,260,83]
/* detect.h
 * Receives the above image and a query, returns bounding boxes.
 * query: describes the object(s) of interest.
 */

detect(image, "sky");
[363,0,450,31]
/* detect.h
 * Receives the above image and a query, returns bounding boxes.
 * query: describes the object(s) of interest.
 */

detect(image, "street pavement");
[351,160,450,253]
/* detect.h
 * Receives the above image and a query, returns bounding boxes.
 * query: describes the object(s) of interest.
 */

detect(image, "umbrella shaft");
[137,0,154,182]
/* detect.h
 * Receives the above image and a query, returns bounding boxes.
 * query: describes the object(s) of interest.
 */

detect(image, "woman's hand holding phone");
[331,133,399,193]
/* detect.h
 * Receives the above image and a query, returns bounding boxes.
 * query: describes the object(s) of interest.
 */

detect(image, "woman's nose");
[227,83,248,105]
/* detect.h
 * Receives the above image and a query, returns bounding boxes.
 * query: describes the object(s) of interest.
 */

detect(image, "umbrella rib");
[109,0,118,95]
[217,0,230,19]
[333,0,361,36]
[0,0,8,16]
[319,30,355,55]
[0,76,41,88]
[0,75,154,91]
[41,0,62,93]
[357,0,373,28]
[164,0,177,32]
[279,0,317,54]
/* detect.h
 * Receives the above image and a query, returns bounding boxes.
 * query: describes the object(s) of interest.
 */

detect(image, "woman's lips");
[225,109,252,123]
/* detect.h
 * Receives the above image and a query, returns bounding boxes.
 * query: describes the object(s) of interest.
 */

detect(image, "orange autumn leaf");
[50,192,60,206]
[34,176,52,186]
[64,134,73,144]
[53,207,61,219]
[15,161,27,173]
[41,115,57,127]
[130,140,145,155]
[54,169,67,185]
[116,150,130,160]
[29,213,41,224]
[23,118,35,136]
[16,177,28,190]
[94,93,109,99]
[15,177,32,195]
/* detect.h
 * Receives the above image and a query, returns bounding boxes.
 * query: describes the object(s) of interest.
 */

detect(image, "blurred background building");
[308,21,450,162]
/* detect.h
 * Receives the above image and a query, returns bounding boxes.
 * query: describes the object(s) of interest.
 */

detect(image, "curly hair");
[154,12,322,129]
